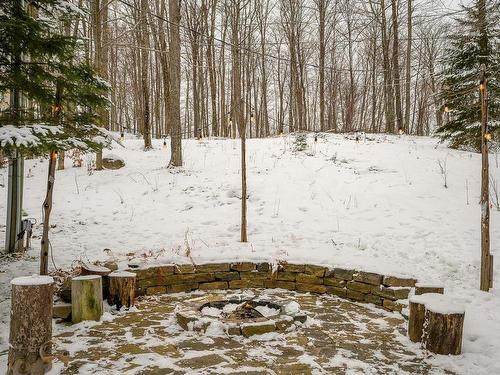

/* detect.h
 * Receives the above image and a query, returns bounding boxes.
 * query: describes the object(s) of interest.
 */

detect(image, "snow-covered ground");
[1,133,500,373]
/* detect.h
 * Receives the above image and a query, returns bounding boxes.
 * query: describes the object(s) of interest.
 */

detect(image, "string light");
[480,83,485,91]
[398,128,404,135]
[485,132,492,141]
[120,132,124,141]
[444,105,449,113]
[163,137,167,148]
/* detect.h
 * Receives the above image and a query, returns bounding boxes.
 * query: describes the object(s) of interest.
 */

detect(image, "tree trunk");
[57,151,64,171]
[8,275,54,374]
[108,271,136,309]
[71,275,103,323]
[391,0,403,132]
[39,151,57,275]
[404,0,412,132]
[169,0,183,166]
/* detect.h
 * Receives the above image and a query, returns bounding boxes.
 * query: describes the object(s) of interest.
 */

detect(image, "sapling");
[437,158,448,188]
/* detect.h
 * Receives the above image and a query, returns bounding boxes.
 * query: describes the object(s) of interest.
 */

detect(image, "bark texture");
[108,271,136,309]
[71,275,103,323]
[422,309,464,355]
[8,276,53,375]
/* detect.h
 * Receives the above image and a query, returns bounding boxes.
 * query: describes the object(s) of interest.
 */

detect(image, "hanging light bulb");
[485,132,492,141]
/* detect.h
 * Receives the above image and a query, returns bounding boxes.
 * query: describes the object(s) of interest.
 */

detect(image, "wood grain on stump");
[71,275,103,323]
[8,275,54,375]
[422,300,465,355]
[108,271,136,309]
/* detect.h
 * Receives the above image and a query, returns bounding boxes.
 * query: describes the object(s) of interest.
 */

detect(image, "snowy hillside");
[1,133,500,373]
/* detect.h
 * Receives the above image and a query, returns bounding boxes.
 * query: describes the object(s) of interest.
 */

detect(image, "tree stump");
[8,275,54,375]
[414,283,444,295]
[80,262,112,277]
[71,275,103,323]
[422,300,465,355]
[108,271,136,309]
[408,293,447,343]
[408,296,426,343]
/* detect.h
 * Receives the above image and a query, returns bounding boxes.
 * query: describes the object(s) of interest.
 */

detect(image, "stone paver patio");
[55,289,453,374]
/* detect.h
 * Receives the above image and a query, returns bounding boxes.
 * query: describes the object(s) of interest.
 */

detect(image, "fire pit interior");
[176,294,307,337]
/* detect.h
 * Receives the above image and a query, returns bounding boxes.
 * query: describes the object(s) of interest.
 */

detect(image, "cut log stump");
[71,275,103,323]
[108,271,136,309]
[421,298,465,355]
[408,295,426,343]
[8,275,54,375]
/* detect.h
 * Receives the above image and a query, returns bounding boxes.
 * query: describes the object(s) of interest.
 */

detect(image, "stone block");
[176,311,197,330]
[229,279,264,289]
[214,272,240,281]
[415,285,444,295]
[166,283,198,293]
[296,283,327,294]
[383,299,404,312]
[364,294,383,306]
[226,324,242,336]
[264,280,296,290]
[53,303,72,320]
[353,271,383,285]
[132,265,175,280]
[241,322,276,337]
[195,263,230,273]
[199,281,228,290]
[333,268,355,280]
[280,263,305,273]
[138,277,167,289]
[346,289,365,301]
[146,286,167,295]
[383,275,417,287]
[276,272,297,282]
[231,262,256,272]
[257,263,271,272]
[347,281,372,294]
[240,271,272,281]
[164,273,214,285]
[174,264,196,274]
[326,286,347,298]
[304,265,326,277]
[296,274,323,285]
[324,277,346,288]
[372,286,410,300]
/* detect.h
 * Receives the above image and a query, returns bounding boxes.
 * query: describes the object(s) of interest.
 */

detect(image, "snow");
[254,305,279,317]
[109,270,135,278]
[10,275,53,286]
[283,301,301,315]
[409,293,465,314]
[72,275,101,281]
[1,133,500,373]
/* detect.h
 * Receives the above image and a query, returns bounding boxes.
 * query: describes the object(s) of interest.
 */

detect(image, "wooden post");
[422,303,465,355]
[8,275,54,374]
[479,63,492,291]
[71,275,103,323]
[108,271,136,309]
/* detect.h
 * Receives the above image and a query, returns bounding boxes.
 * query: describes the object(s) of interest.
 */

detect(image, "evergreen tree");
[436,0,500,151]
[0,0,110,155]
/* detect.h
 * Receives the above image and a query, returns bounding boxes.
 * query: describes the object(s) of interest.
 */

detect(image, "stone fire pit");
[175,294,307,337]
